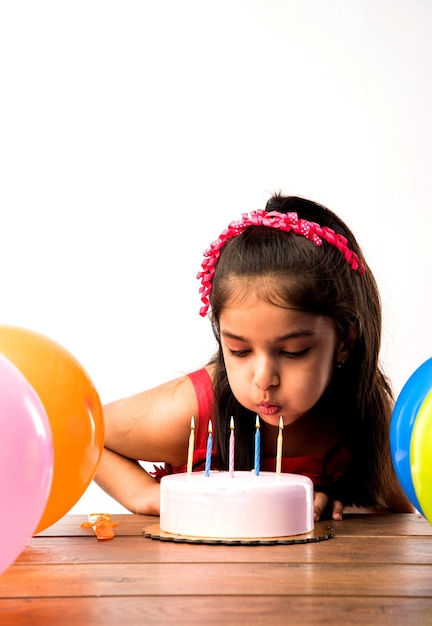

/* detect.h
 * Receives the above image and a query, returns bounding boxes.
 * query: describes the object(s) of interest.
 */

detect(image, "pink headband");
[197,209,365,316]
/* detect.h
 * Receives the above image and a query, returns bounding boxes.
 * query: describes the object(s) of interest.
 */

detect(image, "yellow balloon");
[410,389,432,523]
[0,326,104,533]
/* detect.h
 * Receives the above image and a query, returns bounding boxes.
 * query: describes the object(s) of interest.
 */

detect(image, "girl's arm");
[94,370,209,514]
[95,447,161,514]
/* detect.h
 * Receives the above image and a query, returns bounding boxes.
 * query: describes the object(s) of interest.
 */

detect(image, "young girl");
[95,194,413,520]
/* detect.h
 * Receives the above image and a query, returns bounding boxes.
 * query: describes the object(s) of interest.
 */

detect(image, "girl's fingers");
[314,492,344,521]
[331,499,344,521]
[313,491,329,521]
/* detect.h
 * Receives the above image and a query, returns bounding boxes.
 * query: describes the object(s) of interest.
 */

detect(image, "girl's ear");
[335,325,357,364]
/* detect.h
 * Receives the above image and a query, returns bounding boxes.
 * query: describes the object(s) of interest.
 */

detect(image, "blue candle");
[254,415,260,476]
[205,420,213,477]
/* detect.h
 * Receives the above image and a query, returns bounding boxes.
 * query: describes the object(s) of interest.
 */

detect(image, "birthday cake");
[160,470,314,539]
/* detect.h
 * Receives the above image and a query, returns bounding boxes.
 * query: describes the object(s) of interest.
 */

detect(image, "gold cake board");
[144,521,334,545]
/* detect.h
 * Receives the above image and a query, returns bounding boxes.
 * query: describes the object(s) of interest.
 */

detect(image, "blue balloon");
[390,358,432,515]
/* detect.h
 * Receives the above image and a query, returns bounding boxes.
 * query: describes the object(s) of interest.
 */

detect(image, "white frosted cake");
[160,470,314,539]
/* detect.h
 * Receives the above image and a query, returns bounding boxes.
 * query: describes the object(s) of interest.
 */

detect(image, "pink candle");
[229,416,235,477]
[276,416,283,474]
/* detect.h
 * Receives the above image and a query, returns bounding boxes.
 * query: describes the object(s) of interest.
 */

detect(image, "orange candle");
[229,416,235,477]
[186,416,195,475]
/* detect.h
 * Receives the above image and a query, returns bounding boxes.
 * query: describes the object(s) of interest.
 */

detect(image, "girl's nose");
[253,359,279,390]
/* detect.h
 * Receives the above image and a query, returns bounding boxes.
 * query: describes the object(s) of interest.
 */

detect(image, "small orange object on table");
[80,513,119,540]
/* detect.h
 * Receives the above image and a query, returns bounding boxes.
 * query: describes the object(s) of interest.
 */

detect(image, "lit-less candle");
[186,416,195,475]
[229,416,235,477]
[276,416,283,474]
[205,420,213,477]
[254,415,260,476]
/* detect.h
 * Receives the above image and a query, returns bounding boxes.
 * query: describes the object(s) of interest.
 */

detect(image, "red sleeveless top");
[151,368,350,489]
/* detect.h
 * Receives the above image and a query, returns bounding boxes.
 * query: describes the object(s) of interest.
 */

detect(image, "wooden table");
[1,513,432,625]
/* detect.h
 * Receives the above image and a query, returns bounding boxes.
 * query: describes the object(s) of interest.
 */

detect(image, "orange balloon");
[0,326,104,533]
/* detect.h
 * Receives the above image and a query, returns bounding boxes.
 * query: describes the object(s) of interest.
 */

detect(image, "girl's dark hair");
[208,194,396,508]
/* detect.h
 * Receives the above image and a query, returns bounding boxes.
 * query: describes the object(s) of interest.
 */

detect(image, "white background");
[1,1,431,515]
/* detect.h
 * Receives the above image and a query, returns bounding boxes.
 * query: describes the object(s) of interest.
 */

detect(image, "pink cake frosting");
[160,470,314,538]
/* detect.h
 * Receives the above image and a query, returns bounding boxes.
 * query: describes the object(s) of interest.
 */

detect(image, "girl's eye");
[228,349,251,357]
[228,348,309,359]
[281,348,309,358]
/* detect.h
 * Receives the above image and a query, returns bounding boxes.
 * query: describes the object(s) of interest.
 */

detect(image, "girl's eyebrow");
[221,329,316,342]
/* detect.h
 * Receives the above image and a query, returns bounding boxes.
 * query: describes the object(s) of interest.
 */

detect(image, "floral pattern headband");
[197,209,366,317]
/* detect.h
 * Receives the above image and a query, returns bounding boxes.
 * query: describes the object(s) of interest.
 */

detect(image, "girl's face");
[219,291,346,428]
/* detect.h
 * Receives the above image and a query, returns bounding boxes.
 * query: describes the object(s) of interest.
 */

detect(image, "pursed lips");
[258,401,281,416]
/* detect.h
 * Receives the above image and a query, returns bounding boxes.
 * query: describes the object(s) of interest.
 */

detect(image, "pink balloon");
[0,354,53,575]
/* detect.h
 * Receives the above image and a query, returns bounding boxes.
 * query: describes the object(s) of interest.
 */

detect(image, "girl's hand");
[314,491,344,521]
